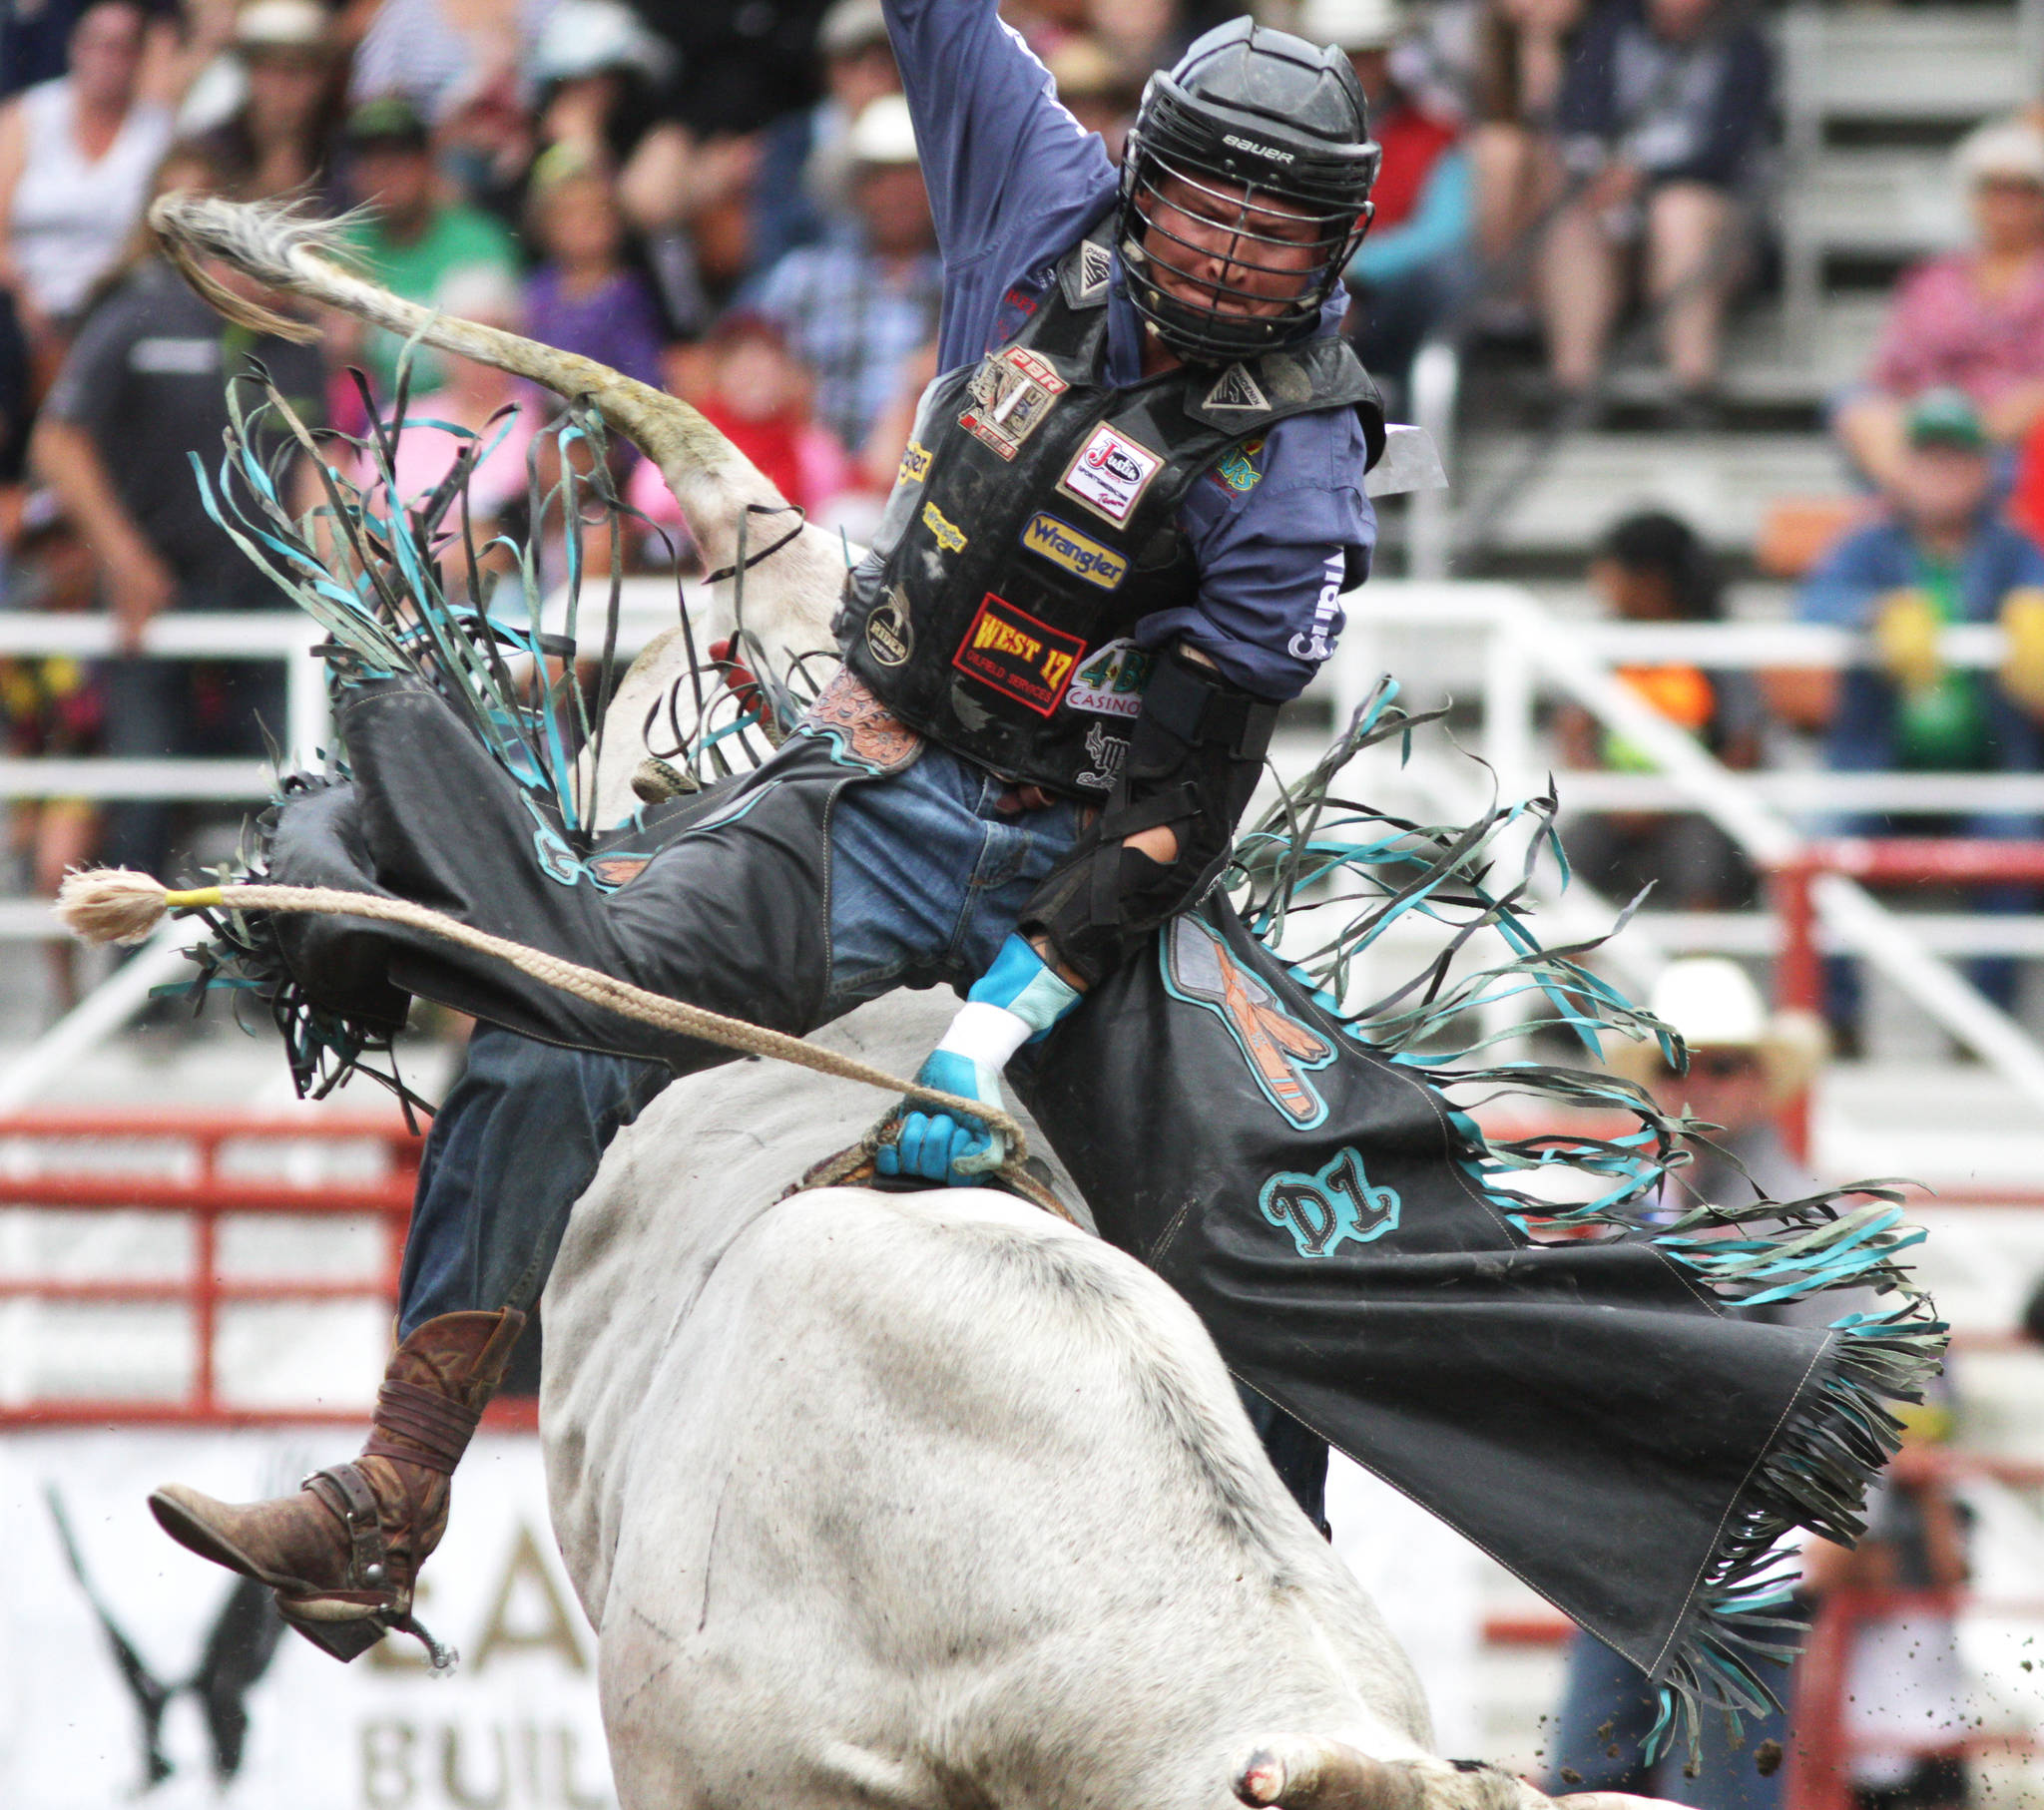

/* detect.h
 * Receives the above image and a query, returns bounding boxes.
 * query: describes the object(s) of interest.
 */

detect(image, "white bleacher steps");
[1460,431,1844,554]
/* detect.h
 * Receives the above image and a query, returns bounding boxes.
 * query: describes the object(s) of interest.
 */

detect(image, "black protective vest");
[836,226,1384,796]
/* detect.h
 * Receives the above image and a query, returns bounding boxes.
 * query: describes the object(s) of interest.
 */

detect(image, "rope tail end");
[55,868,220,945]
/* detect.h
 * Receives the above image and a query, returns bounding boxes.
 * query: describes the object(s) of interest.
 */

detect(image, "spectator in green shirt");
[337,94,519,395]
[1777,387,2044,1038]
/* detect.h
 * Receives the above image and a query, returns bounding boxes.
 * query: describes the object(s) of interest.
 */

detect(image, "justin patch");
[953,592,1084,715]
[1259,1147,1401,1259]
[921,500,967,554]
[896,438,932,485]
[959,345,1067,461]
[1057,423,1164,527]
[1064,639,1152,718]
[1020,511,1127,590]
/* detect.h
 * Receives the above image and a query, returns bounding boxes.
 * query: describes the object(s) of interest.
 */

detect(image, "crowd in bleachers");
[0,0,2040,1064]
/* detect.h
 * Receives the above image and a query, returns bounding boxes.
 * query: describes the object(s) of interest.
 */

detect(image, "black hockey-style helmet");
[1117,18,1379,364]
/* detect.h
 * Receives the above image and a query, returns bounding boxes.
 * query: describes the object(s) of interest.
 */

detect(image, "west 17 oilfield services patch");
[952,593,1084,715]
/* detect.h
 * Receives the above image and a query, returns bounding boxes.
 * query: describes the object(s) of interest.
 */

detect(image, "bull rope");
[54,868,1072,1218]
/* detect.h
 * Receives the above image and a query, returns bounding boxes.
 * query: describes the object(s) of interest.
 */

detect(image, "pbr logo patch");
[1259,1147,1401,1259]
[1020,511,1127,590]
[959,345,1067,460]
[921,500,968,554]
[1064,638,1152,717]
[896,438,932,485]
[1057,423,1164,526]
[865,592,913,667]
[1162,916,1335,1128]
[953,593,1084,715]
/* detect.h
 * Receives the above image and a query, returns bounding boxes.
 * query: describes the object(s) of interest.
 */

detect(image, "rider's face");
[1140,173,1326,320]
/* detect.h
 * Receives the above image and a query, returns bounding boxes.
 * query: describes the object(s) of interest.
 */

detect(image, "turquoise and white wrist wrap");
[878,936,1083,1185]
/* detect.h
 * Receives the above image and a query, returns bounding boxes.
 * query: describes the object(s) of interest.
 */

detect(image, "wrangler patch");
[953,593,1084,715]
[1259,1147,1401,1258]
[1057,422,1163,526]
[897,439,932,485]
[920,501,967,553]
[1020,512,1126,590]
[959,345,1067,461]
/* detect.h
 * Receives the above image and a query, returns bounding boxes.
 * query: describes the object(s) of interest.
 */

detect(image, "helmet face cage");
[1114,25,1380,364]
[1121,149,1371,363]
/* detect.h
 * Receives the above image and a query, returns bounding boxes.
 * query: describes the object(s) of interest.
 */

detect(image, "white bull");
[541,994,1675,1810]
[147,195,1680,1810]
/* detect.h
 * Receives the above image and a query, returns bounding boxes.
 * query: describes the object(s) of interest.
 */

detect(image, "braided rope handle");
[166,881,1035,1157]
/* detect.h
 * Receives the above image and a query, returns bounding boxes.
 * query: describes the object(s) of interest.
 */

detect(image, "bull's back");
[588,1185,1428,1809]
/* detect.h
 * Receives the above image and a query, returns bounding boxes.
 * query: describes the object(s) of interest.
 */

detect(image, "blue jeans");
[1547,1629,1790,1810]
[396,742,1083,1333]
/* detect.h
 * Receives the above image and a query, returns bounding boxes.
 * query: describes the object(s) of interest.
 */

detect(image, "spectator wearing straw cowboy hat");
[1609,956,1826,1212]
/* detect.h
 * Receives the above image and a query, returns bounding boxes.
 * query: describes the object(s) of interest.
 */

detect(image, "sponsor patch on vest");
[1056,423,1164,527]
[1062,237,1114,307]
[1212,437,1266,494]
[1076,720,1129,791]
[920,501,967,554]
[1202,363,1270,413]
[865,592,913,667]
[1064,639,1152,717]
[953,593,1084,715]
[958,345,1068,461]
[1019,511,1126,590]
[897,439,932,485]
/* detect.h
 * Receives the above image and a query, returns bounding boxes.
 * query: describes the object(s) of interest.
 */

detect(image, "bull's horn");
[145,193,783,549]
[1234,1738,1430,1810]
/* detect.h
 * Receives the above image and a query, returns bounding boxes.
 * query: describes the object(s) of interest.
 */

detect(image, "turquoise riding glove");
[878,935,1082,1185]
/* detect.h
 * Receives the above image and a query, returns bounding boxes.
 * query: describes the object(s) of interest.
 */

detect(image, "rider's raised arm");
[881,0,1115,294]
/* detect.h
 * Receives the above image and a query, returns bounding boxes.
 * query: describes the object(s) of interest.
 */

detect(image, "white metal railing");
[1329,582,2044,1108]
[7,583,2044,1098]
[0,613,330,801]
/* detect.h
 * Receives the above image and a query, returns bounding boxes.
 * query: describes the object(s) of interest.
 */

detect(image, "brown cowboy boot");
[148,1308,526,1664]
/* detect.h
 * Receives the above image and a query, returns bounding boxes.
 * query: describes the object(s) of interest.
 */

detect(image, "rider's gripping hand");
[878,935,1082,1185]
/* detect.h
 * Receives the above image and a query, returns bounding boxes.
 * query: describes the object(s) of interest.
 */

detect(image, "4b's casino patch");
[1057,423,1163,526]
[953,593,1085,715]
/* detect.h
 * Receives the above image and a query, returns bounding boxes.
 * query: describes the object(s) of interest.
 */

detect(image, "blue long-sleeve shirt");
[880,0,1377,699]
